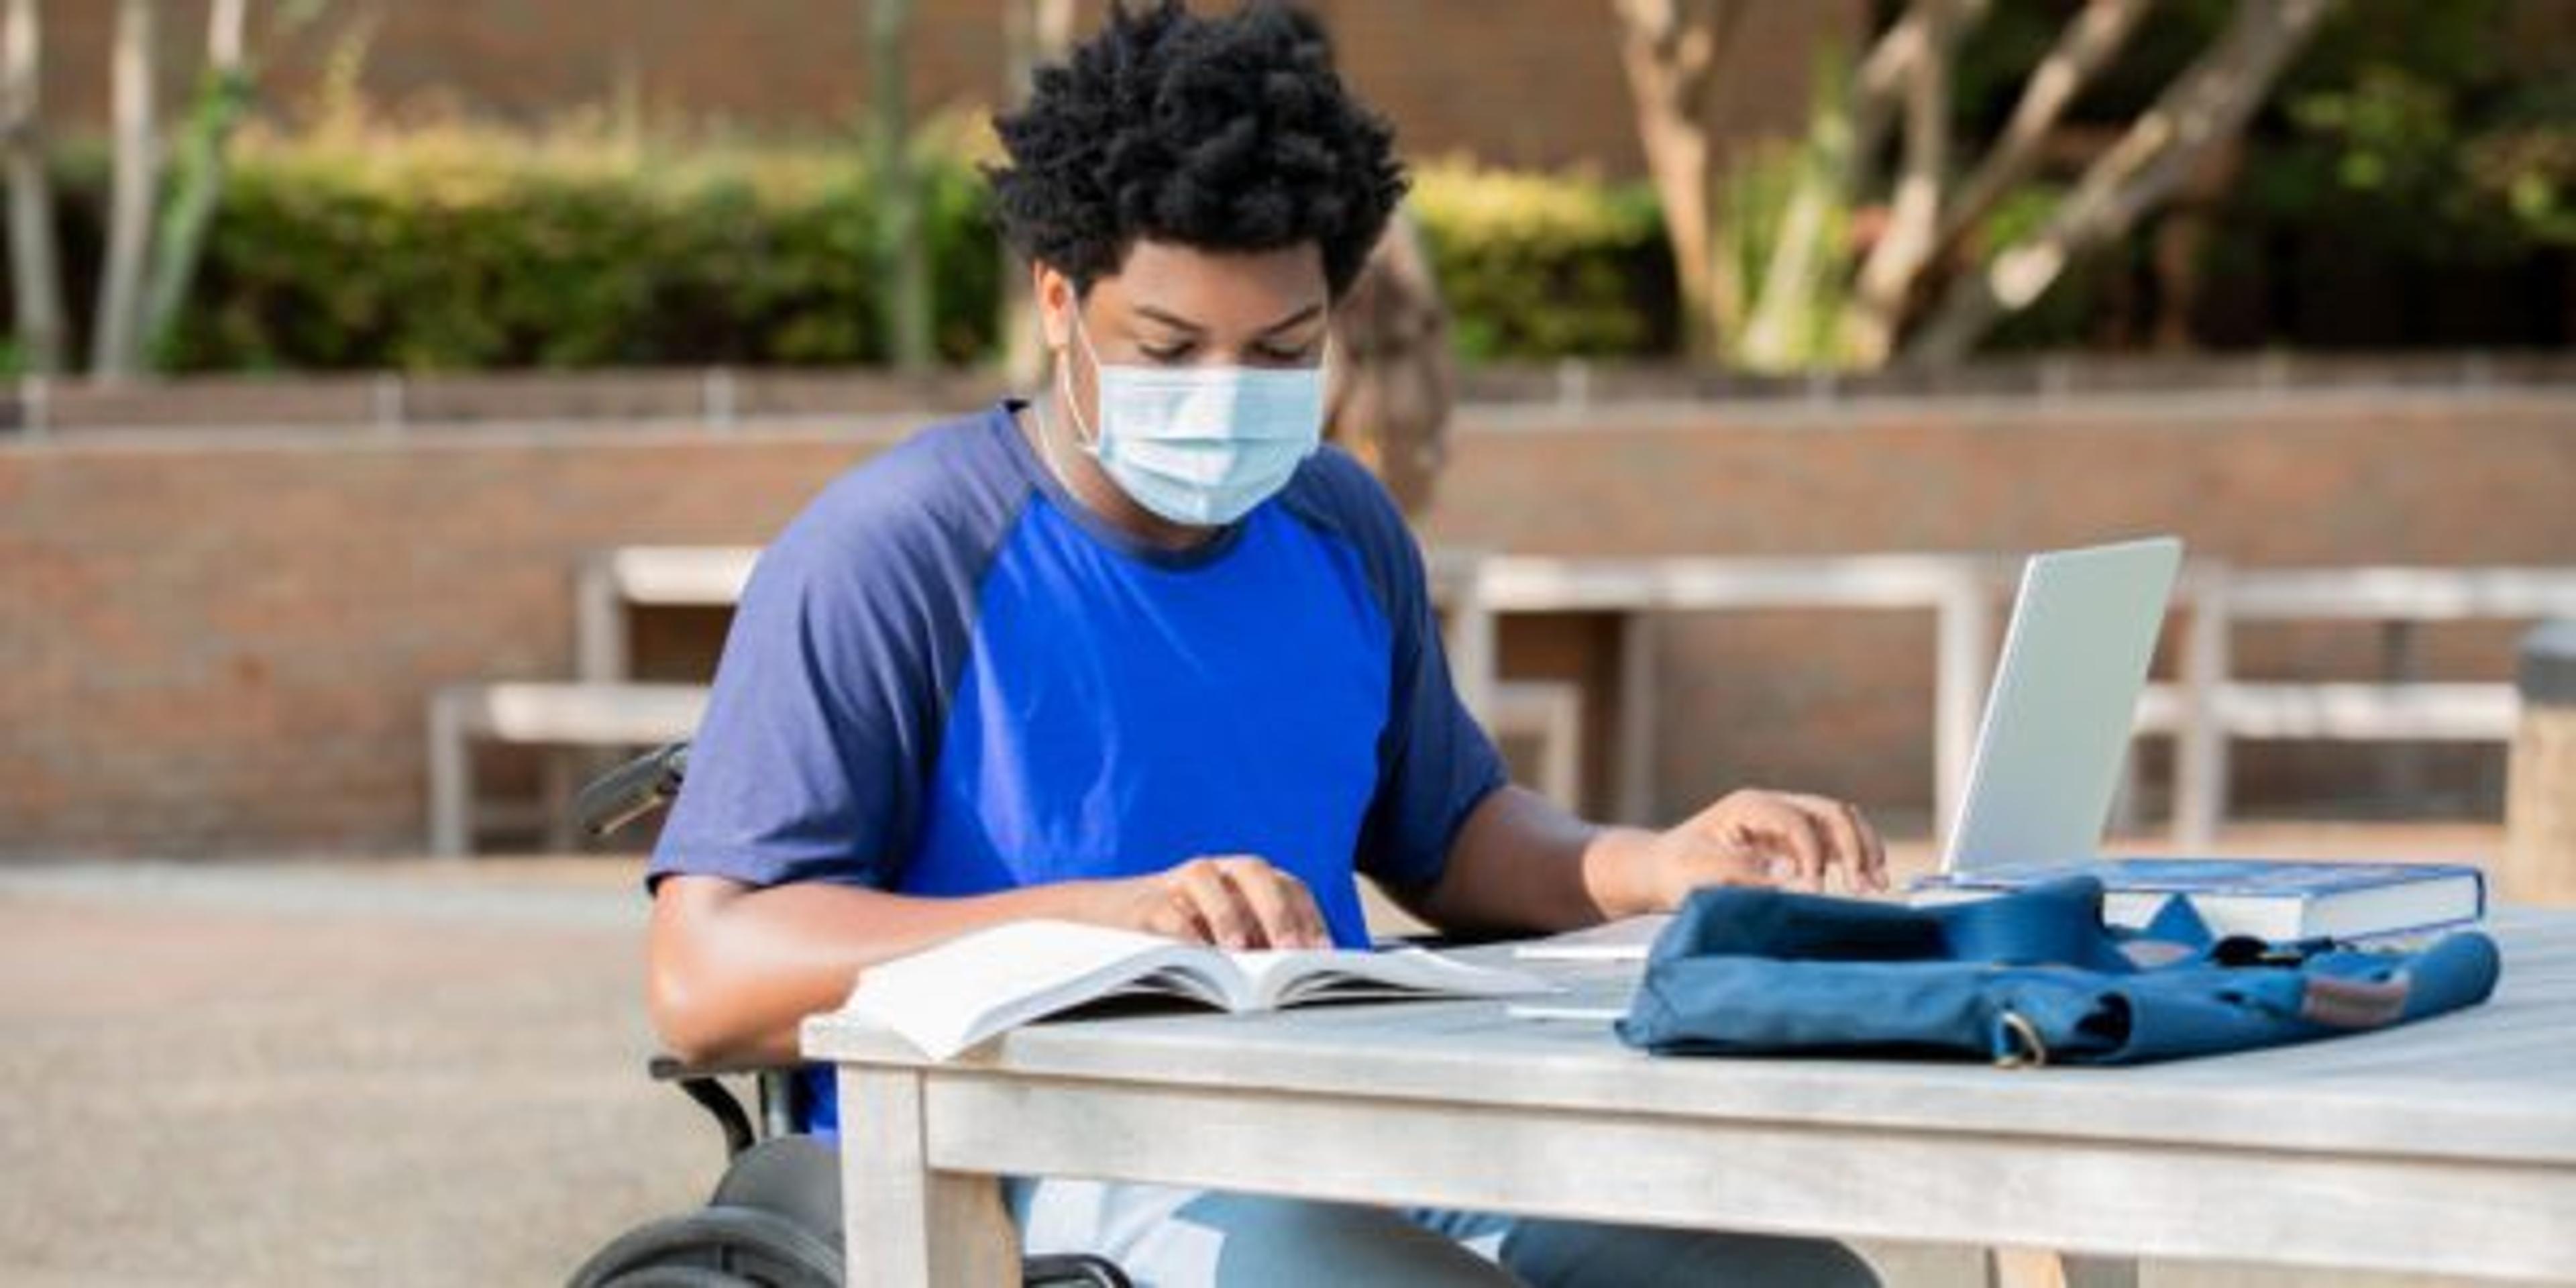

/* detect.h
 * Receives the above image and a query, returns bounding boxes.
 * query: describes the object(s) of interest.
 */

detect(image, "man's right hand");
[1075,855,1331,951]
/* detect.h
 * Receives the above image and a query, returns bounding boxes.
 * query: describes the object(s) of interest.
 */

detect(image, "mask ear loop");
[1030,308,1102,491]
[1053,311,1106,452]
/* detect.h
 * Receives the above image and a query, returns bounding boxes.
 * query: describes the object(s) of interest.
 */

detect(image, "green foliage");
[30,129,1678,370]
[2253,0,2576,262]
[1407,160,1674,362]
[72,127,1008,372]
[1715,134,1858,370]
[2464,119,2576,248]
[1976,182,2108,352]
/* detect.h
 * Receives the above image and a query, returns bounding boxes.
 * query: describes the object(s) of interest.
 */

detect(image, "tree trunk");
[1904,0,2333,366]
[1843,0,1979,367]
[1614,0,1752,362]
[141,0,250,372]
[2,0,64,375]
[91,0,160,380]
[2149,139,2238,350]
[1001,0,1074,388]
[1326,209,1452,518]
[1734,50,1853,370]
[867,0,932,374]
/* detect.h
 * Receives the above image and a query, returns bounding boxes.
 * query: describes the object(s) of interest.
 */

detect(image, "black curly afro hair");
[987,1,1407,299]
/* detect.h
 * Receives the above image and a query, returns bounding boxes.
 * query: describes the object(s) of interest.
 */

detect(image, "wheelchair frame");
[566,740,1129,1287]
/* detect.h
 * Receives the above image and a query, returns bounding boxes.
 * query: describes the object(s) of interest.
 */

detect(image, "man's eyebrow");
[1256,303,1328,336]
[1130,302,1328,336]
[1133,305,1207,333]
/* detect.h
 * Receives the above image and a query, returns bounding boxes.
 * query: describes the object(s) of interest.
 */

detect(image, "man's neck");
[1017,395,1222,553]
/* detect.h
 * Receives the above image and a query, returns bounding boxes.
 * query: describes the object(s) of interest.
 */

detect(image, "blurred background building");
[5,0,2574,860]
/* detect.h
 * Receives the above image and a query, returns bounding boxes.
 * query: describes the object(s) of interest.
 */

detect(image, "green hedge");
[1408,160,1677,361]
[152,131,1002,371]
[16,131,1682,372]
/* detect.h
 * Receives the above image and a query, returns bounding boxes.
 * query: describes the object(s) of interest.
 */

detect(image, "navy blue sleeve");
[648,418,1024,892]
[1281,450,1508,892]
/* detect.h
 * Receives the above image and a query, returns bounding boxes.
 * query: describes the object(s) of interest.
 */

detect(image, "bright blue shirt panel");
[648,403,1505,1132]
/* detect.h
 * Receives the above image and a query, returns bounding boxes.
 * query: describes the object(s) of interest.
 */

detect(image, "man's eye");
[1139,342,1195,363]
[1255,344,1318,365]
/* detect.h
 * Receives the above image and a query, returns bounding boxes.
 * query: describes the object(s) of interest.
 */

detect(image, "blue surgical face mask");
[1055,313,1326,528]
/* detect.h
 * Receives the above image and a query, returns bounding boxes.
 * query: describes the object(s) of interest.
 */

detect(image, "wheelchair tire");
[567,1205,841,1288]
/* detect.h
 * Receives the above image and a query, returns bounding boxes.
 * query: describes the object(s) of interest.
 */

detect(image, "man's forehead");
[1106,239,1326,292]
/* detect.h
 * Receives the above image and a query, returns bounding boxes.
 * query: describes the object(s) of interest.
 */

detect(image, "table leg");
[1445,591,1498,724]
[427,692,471,858]
[2173,565,2233,851]
[1986,1248,2141,1288]
[541,749,578,853]
[839,1065,1019,1287]
[2379,619,2426,808]
[1615,610,1658,824]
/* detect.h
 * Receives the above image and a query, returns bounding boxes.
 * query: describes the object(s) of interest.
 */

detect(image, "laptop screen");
[1943,537,2183,873]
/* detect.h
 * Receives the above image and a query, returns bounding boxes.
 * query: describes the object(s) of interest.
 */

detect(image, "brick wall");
[34,1,1859,177]
[1415,394,2576,825]
[3,389,2573,859]
[0,427,888,857]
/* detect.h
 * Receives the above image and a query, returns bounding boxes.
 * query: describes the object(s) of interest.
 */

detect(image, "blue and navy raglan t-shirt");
[647,400,1506,1132]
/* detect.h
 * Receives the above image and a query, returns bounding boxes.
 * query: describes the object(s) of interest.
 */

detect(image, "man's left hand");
[1632,788,1888,906]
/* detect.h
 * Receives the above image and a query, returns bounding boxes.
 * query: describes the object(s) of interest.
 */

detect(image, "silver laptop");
[1941,536,2184,874]
[1509,537,2184,1022]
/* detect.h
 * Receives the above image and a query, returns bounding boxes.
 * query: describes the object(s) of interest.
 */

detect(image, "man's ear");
[1034,263,1077,350]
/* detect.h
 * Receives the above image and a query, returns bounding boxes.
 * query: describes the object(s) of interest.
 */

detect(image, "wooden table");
[803,911,2576,1286]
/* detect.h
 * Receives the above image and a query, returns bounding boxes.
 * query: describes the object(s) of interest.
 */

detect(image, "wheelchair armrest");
[649,1053,805,1160]
[647,1052,794,1082]
[576,741,691,838]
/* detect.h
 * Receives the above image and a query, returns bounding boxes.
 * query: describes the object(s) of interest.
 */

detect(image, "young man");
[649,3,1884,1282]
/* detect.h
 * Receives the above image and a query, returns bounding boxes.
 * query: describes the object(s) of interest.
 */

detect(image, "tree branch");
[1000,0,1075,388]
[1846,1,1931,190]
[1614,0,1755,356]
[91,0,161,380]
[1844,0,1985,365]
[1736,50,1852,370]
[1933,0,2153,258]
[868,0,932,372]
[1904,0,2334,366]
[142,0,252,370]
[3,0,66,374]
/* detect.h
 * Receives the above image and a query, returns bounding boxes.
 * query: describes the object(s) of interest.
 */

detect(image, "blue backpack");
[1615,877,2501,1066]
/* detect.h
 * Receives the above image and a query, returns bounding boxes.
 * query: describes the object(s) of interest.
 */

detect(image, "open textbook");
[841,919,1554,1059]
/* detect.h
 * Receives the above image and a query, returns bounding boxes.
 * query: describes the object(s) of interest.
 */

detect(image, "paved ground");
[0,858,706,1287]
[0,826,2509,1285]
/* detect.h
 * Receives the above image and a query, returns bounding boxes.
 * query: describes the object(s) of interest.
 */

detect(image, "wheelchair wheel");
[568,1205,839,1288]
[568,1203,1131,1287]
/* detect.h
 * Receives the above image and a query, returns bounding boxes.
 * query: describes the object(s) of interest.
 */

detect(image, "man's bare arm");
[1395,783,1887,938]
[648,876,1105,1065]
[1391,786,1656,936]
[649,855,1332,1066]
